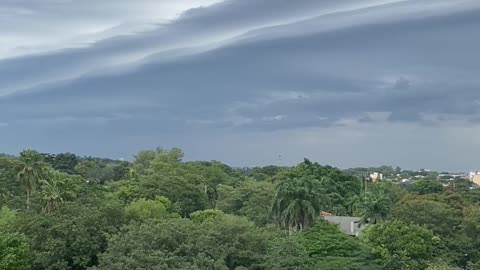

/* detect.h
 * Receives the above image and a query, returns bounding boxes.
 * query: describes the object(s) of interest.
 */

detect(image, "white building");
[370,172,383,182]
[470,171,480,180]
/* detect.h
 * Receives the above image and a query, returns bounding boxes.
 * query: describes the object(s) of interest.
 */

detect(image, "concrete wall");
[323,216,366,236]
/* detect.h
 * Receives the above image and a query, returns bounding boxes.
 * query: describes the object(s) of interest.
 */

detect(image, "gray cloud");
[0,0,221,59]
[4,0,476,96]
[1,0,480,170]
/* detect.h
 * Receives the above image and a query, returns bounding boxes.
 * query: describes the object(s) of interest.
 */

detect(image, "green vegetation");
[0,148,479,269]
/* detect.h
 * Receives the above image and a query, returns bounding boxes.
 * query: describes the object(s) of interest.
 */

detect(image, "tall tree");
[42,153,79,174]
[272,176,329,232]
[346,194,361,216]
[360,184,391,225]
[40,170,66,214]
[276,159,361,215]
[14,150,47,210]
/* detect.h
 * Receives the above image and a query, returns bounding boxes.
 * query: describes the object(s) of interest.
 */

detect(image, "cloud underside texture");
[0,0,479,170]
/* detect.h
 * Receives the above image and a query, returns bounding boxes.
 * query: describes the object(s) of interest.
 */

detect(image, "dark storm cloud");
[4,0,470,95]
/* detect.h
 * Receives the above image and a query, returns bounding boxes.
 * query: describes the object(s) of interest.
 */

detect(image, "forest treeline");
[1,148,480,270]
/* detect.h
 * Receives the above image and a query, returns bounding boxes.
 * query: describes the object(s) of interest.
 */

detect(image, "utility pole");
[364,171,368,202]
[277,154,283,167]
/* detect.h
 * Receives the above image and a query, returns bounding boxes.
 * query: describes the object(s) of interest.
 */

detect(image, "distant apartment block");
[470,171,480,186]
[369,172,383,182]
[470,171,480,180]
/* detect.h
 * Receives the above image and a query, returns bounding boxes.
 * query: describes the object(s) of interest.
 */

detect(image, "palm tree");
[40,171,65,214]
[346,194,361,216]
[360,184,391,225]
[14,150,47,210]
[272,176,330,232]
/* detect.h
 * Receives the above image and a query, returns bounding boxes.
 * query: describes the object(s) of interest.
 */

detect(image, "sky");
[1,0,480,171]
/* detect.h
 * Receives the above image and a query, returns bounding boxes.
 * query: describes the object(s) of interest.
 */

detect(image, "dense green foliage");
[301,222,382,270]
[410,179,445,195]
[1,148,479,269]
[0,231,31,270]
[361,220,439,270]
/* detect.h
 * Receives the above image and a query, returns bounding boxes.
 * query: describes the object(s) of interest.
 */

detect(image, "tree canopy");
[0,148,478,269]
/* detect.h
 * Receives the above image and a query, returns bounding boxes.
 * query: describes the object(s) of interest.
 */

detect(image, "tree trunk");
[26,189,30,210]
